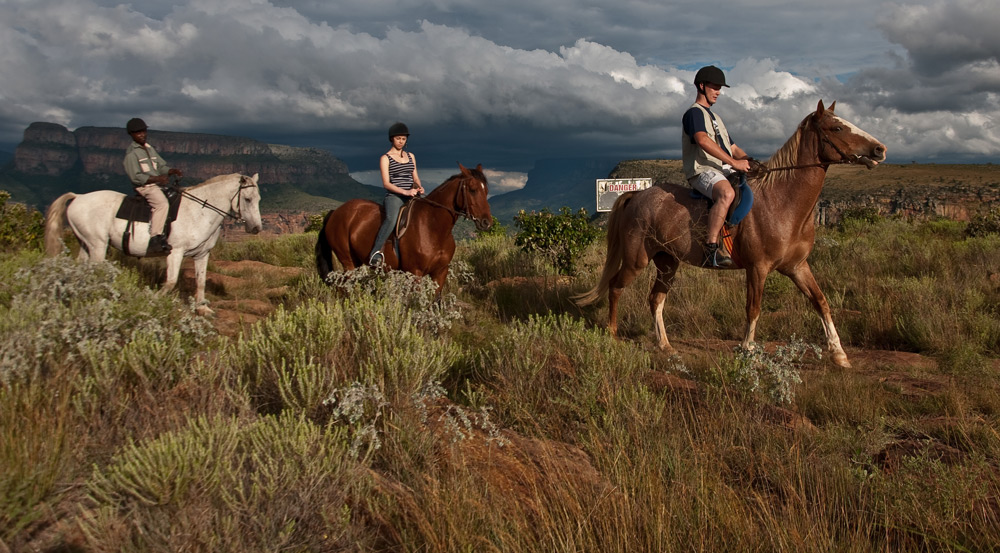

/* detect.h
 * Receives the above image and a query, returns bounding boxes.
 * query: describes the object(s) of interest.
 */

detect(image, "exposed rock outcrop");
[8,122,376,210]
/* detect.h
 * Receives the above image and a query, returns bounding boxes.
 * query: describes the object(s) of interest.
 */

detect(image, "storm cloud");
[0,0,996,172]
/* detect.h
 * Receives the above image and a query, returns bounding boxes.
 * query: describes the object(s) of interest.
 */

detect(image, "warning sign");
[596,178,653,212]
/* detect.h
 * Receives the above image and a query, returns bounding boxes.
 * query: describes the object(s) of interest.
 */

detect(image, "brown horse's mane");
[426,167,488,200]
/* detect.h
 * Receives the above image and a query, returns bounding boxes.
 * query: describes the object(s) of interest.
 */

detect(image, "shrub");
[82,413,374,552]
[305,212,326,233]
[0,257,215,383]
[513,207,601,274]
[965,206,1000,238]
[0,190,44,253]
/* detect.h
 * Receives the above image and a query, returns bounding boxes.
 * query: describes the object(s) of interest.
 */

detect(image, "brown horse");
[316,162,493,290]
[576,101,886,368]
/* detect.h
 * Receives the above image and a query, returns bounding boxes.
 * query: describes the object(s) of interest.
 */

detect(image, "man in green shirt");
[123,118,183,254]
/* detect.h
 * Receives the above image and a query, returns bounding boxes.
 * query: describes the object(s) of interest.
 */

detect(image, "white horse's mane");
[186,173,241,190]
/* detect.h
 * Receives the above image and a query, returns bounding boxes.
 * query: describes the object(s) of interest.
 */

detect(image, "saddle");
[382,200,415,262]
[115,186,183,256]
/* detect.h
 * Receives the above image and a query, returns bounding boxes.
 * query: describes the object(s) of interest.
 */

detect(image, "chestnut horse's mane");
[756,116,809,190]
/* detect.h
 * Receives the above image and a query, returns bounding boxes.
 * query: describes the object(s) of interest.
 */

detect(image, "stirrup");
[704,242,733,269]
[368,251,384,268]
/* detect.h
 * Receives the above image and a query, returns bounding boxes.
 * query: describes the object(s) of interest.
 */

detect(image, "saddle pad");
[688,173,754,226]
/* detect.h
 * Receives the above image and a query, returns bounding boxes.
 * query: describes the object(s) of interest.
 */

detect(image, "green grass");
[2,216,999,552]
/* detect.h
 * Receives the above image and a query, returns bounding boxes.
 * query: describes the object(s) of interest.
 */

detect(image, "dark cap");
[694,65,729,87]
[126,118,148,133]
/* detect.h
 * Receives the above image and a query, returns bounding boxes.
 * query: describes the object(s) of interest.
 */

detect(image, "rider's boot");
[148,234,172,255]
[703,242,733,269]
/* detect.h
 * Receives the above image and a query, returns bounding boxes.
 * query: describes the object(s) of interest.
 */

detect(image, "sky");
[2,0,998,194]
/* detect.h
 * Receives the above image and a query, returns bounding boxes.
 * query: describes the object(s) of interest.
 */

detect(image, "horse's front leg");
[159,250,184,295]
[742,265,769,350]
[782,261,850,369]
[192,253,214,316]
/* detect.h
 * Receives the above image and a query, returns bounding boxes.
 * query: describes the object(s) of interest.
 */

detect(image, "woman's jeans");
[368,193,407,261]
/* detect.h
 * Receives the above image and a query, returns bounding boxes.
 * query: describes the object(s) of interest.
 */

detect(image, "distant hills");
[3,122,998,228]
[1,122,380,212]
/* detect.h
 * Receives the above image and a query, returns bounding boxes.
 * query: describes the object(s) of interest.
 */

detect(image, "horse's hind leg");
[607,261,647,340]
[649,253,680,352]
[781,261,851,369]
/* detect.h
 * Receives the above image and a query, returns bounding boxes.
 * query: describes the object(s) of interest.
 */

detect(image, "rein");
[179,176,257,224]
[751,117,878,176]
[412,177,477,223]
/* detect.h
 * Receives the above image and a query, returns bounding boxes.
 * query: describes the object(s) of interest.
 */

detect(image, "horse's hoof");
[832,351,852,369]
[195,304,215,317]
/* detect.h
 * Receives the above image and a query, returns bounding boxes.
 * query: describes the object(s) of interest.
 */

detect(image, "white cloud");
[0,0,997,165]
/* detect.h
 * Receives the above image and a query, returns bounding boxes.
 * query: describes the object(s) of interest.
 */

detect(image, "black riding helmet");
[693,65,729,88]
[126,118,148,133]
[388,122,410,142]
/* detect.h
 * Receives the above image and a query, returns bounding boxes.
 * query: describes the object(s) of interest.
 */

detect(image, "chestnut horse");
[576,101,886,368]
[316,162,493,290]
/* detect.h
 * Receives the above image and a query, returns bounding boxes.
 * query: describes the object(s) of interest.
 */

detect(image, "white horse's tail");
[44,192,76,256]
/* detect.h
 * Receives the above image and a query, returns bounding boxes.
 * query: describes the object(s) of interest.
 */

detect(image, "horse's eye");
[833,126,843,132]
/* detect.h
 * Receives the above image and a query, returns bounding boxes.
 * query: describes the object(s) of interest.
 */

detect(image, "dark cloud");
[0,0,997,167]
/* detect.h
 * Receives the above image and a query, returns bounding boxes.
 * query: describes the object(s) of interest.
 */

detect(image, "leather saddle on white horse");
[115,185,183,255]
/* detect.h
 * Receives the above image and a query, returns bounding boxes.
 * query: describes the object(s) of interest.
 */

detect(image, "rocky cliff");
[5,122,377,210]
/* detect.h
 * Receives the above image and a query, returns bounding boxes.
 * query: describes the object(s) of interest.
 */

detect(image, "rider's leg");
[137,184,171,253]
[368,193,405,265]
[691,171,735,268]
[706,177,734,244]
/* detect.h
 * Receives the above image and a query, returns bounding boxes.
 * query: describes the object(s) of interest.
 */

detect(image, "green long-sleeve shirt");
[123,141,171,187]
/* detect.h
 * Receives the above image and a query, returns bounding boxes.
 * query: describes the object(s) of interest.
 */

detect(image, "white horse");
[44,173,263,315]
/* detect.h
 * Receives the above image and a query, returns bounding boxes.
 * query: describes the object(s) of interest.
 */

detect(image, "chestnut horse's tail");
[574,191,637,306]
[315,210,336,280]
[44,192,76,257]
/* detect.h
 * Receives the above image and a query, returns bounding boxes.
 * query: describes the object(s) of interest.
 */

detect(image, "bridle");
[180,175,258,224]
[750,114,879,177]
[413,176,485,226]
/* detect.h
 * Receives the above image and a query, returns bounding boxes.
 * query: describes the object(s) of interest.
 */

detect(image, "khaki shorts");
[688,167,737,198]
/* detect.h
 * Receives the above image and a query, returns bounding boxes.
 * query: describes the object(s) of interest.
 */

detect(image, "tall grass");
[2,216,998,552]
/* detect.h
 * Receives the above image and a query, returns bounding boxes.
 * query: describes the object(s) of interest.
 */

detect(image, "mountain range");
[0,122,380,212]
[3,123,998,231]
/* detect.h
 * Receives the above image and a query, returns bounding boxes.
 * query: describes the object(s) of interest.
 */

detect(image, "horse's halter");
[180,175,258,224]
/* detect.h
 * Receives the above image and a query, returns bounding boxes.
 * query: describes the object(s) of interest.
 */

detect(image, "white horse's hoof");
[195,304,215,317]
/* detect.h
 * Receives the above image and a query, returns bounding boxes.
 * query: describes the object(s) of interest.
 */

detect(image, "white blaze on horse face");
[833,115,886,163]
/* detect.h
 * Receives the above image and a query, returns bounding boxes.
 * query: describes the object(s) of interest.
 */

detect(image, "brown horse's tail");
[314,209,336,280]
[574,191,636,306]
[44,192,76,257]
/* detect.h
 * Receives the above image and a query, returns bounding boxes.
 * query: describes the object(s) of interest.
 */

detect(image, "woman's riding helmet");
[388,122,410,142]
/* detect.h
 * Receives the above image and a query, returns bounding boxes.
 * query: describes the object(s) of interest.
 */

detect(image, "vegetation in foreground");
[2,209,999,552]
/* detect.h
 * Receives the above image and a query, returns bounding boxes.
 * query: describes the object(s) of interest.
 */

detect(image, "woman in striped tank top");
[368,122,425,267]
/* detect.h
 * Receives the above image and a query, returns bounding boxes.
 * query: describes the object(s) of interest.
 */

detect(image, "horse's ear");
[816,99,826,118]
[252,173,259,183]
[458,162,470,175]
[827,101,836,113]
[476,164,483,172]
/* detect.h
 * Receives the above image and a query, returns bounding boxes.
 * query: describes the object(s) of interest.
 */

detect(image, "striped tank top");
[386,152,415,191]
